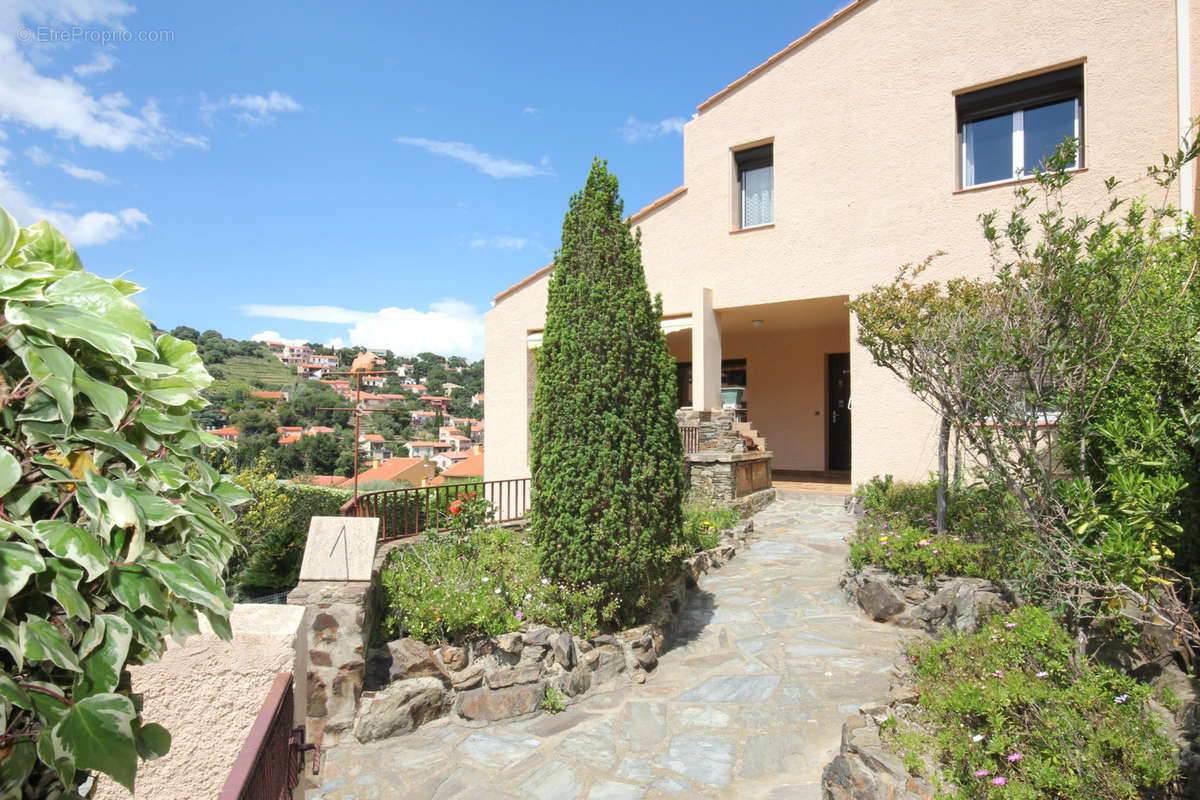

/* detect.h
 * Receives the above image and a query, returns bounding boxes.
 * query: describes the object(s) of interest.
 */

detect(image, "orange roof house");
[209,426,239,442]
[429,452,485,486]
[278,434,301,445]
[349,457,436,487]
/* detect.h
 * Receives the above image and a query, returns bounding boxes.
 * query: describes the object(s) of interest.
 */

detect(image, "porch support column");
[691,286,722,412]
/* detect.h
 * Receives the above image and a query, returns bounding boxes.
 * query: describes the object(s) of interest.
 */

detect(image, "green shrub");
[226,458,350,597]
[890,606,1178,799]
[529,159,685,625]
[848,475,1033,580]
[380,502,614,643]
[541,685,567,713]
[682,497,737,553]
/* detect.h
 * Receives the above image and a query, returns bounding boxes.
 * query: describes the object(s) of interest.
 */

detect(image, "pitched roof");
[210,426,239,437]
[360,434,385,442]
[407,440,452,448]
[440,452,484,477]
[351,457,428,484]
[296,475,349,487]
[492,186,687,305]
[696,0,869,113]
[278,434,301,445]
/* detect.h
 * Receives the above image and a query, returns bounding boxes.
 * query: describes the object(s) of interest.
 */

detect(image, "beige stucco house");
[484,0,1198,487]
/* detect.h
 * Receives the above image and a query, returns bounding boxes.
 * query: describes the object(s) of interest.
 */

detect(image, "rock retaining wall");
[353,519,755,743]
[840,565,1015,634]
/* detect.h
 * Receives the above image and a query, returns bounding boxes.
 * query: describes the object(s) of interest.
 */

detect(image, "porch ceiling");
[717,295,849,334]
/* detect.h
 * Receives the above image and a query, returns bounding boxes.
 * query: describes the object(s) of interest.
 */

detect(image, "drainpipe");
[1180,0,1194,216]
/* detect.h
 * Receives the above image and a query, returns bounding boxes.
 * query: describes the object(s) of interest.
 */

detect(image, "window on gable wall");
[958,64,1083,189]
[736,144,773,227]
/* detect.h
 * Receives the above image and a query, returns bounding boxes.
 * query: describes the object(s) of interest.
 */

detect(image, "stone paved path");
[309,492,907,800]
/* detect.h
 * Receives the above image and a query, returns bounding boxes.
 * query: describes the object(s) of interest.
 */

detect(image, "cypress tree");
[530,159,685,620]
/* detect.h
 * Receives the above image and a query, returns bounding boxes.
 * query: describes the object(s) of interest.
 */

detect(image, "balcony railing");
[340,478,531,541]
[681,425,700,454]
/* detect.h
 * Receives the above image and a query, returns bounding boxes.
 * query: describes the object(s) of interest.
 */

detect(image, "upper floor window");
[736,144,773,227]
[957,64,1083,188]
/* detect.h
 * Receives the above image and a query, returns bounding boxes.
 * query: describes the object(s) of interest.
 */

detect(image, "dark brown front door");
[828,353,851,471]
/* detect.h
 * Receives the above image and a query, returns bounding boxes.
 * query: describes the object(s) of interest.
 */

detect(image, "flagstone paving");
[307,492,910,800]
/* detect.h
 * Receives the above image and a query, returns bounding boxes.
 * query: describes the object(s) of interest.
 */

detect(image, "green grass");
[209,354,296,389]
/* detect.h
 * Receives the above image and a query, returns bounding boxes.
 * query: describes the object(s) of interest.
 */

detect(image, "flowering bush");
[886,606,1177,798]
[682,496,737,553]
[848,475,1032,581]
[380,496,617,642]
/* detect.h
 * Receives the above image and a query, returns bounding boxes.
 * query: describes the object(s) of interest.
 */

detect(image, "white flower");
[524,593,532,600]
[541,578,549,585]
[972,734,984,743]
[494,588,501,595]
[481,576,489,583]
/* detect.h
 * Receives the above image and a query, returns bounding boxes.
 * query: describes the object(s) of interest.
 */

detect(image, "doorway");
[827,353,850,471]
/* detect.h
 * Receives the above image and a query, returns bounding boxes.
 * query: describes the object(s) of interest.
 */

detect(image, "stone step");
[730,421,767,451]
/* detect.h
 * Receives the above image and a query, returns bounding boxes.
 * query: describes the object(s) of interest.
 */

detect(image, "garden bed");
[353,516,755,742]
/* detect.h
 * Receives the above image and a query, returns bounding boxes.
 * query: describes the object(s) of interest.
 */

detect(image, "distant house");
[250,390,287,402]
[294,475,348,488]
[311,353,339,369]
[269,343,313,367]
[442,382,464,395]
[349,457,436,487]
[305,425,336,435]
[278,434,301,446]
[410,409,439,426]
[361,375,386,389]
[359,433,393,460]
[209,426,239,443]
[406,440,453,459]
[432,450,472,472]
[419,396,451,412]
[429,452,485,486]
[405,383,428,396]
[277,426,303,435]
[296,363,327,380]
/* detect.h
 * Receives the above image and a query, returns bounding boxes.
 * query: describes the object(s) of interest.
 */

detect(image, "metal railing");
[219,673,315,800]
[341,478,531,541]
[681,425,700,454]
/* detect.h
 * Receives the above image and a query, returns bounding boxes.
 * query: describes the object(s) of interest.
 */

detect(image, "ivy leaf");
[0,203,17,263]
[78,429,146,471]
[47,693,139,792]
[48,561,91,622]
[0,740,36,800]
[23,679,70,726]
[155,334,212,391]
[0,447,21,496]
[73,614,131,697]
[73,371,130,431]
[126,488,187,527]
[144,557,230,613]
[45,272,155,352]
[32,521,109,581]
[12,220,82,271]
[5,302,136,364]
[0,618,21,667]
[109,565,168,614]
[0,540,45,614]
[133,722,171,761]
[0,671,31,710]
[20,617,82,672]
[166,599,201,644]
[23,343,76,422]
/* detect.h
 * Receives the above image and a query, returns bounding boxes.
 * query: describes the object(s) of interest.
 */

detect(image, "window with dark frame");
[957,64,1083,189]
[735,144,773,227]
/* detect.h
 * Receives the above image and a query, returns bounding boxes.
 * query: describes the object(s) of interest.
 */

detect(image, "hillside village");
[168,326,485,489]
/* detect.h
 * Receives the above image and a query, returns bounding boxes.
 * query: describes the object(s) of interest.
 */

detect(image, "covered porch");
[665,293,852,491]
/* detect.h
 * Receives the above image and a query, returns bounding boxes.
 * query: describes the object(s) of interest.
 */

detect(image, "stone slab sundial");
[298,516,379,582]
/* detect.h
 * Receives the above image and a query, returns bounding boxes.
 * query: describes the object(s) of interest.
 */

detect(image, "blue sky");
[0,0,846,358]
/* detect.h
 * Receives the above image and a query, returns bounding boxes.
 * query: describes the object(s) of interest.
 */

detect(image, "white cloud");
[204,91,303,125]
[395,137,551,179]
[0,167,147,244]
[59,161,108,182]
[0,2,204,152]
[522,107,540,117]
[250,330,307,346]
[241,299,485,359]
[24,145,109,182]
[619,115,687,144]
[24,145,51,166]
[469,235,528,250]
[74,50,117,78]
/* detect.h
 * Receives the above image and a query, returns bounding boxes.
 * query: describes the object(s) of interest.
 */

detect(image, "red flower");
[449,500,463,515]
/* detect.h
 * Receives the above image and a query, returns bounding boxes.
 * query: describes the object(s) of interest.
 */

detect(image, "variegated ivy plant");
[0,206,250,798]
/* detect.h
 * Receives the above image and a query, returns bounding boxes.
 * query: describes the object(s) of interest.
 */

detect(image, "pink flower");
[1007,752,1022,762]
[974,769,989,777]
[514,611,523,620]
[918,540,930,546]
[1005,622,1017,629]
[932,549,939,554]
[992,776,1007,786]
[1035,671,1048,678]
[991,670,1003,677]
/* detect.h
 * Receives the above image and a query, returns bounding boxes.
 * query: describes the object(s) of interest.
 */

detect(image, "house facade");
[484,0,1197,486]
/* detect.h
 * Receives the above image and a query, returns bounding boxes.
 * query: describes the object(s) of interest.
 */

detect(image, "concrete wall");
[486,0,1191,486]
[95,604,306,800]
